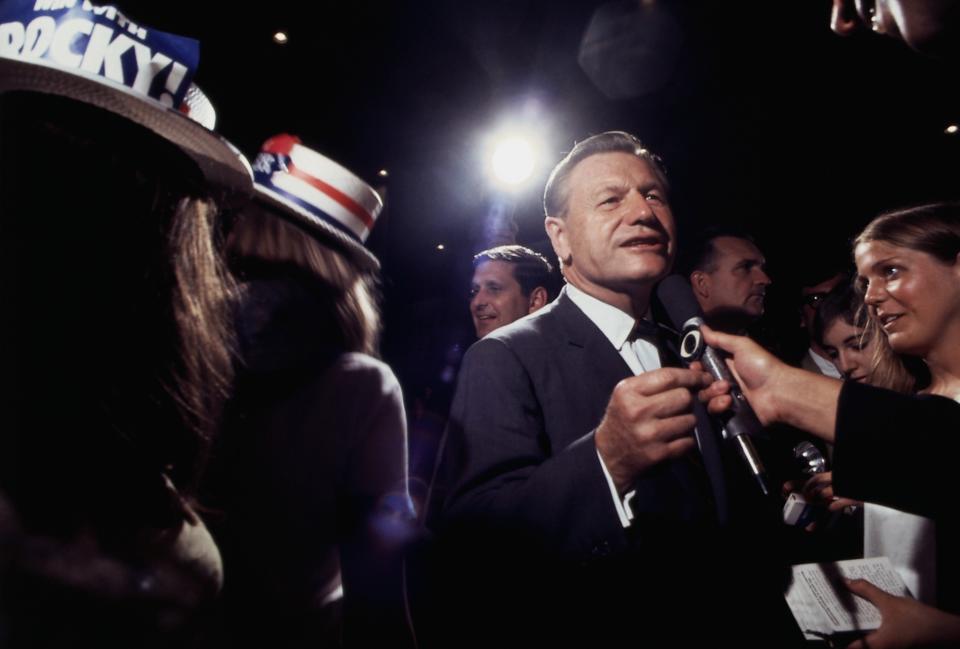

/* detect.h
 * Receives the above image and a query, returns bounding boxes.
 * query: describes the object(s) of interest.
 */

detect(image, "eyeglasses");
[802,292,827,308]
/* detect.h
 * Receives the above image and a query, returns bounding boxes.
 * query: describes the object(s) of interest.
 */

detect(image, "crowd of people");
[1,0,958,648]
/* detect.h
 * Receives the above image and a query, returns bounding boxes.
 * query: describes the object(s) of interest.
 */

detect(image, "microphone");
[783,441,829,526]
[793,441,827,477]
[654,274,773,497]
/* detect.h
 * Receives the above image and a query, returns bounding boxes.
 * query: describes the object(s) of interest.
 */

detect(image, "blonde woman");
[703,202,960,648]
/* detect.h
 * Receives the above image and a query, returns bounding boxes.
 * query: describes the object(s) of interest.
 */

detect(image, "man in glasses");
[799,271,848,378]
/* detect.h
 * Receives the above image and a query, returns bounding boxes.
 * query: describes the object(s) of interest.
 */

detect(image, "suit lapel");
[551,291,633,422]
[551,289,722,524]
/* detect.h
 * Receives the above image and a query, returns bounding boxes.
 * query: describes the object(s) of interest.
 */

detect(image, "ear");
[690,271,710,298]
[528,286,548,313]
[545,216,571,267]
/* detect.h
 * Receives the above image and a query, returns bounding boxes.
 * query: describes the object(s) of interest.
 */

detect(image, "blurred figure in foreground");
[0,1,252,645]
[209,134,415,648]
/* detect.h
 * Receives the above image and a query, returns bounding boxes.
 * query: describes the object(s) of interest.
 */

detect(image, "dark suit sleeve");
[435,337,628,561]
[833,380,960,520]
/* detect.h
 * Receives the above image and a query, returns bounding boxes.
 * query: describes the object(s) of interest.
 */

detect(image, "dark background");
[132,1,959,442]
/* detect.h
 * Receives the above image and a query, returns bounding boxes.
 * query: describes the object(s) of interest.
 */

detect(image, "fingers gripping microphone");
[655,275,772,497]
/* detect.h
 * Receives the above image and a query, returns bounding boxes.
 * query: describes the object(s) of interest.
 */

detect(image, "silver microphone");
[783,441,828,526]
[793,441,827,477]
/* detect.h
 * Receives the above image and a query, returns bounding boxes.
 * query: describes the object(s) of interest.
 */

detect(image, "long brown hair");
[167,195,237,484]
[1,92,236,500]
[854,202,960,393]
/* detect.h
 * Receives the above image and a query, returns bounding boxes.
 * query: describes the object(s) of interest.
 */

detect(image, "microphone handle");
[700,345,765,438]
[730,432,772,497]
[690,324,773,497]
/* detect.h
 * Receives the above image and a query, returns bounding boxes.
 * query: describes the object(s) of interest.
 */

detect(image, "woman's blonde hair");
[854,202,960,392]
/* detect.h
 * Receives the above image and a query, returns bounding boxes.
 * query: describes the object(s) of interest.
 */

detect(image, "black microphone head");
[655,274,704,330]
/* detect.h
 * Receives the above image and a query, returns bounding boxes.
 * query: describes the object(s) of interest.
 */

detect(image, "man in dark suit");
[427,132,801,647]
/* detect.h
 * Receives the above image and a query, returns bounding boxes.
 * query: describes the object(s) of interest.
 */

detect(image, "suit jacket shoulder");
[432,293,632,559]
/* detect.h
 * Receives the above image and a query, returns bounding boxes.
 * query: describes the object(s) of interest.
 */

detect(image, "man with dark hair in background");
[685,226,772,333]
[469,244,554,338]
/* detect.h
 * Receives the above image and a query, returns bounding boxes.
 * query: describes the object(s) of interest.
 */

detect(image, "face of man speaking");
[545,152,675,313]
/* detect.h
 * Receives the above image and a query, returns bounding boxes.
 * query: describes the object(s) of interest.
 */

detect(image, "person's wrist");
[595,428,632,495]
[764,360,795,425]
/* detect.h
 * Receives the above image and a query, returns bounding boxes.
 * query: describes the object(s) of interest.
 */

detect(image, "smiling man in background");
[469,245,553,338]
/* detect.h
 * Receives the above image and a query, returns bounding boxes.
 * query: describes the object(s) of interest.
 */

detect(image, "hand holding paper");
[844,579,960,649]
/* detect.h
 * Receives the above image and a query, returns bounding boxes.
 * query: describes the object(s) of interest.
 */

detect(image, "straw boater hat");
[0,0,252,195]
[251,134,385,271]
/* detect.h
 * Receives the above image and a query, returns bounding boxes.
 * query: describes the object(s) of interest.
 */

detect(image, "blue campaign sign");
[0,0,200,108]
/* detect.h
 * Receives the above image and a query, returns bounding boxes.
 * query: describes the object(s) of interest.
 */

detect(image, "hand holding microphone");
[694,325,786,425]
[655,275,775,497]
[697,322,845,446]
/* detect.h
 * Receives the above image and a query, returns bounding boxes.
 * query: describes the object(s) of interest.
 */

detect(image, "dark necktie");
[628,318,660,342]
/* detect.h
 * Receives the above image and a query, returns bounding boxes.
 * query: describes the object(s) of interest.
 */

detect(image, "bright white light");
[436,243,445,251]
[273,31,288,45]
[378,169,389,177]
[490,136,536,187]
[946,124,959,135]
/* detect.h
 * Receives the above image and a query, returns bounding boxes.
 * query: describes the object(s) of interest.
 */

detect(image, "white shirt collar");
[565,283,650,351]
[807,347,843,378]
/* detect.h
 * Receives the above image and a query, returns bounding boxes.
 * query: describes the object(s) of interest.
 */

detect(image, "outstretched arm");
[699,325,842,442]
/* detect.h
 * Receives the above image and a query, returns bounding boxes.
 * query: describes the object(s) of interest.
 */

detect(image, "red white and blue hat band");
[252,134,382,244]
